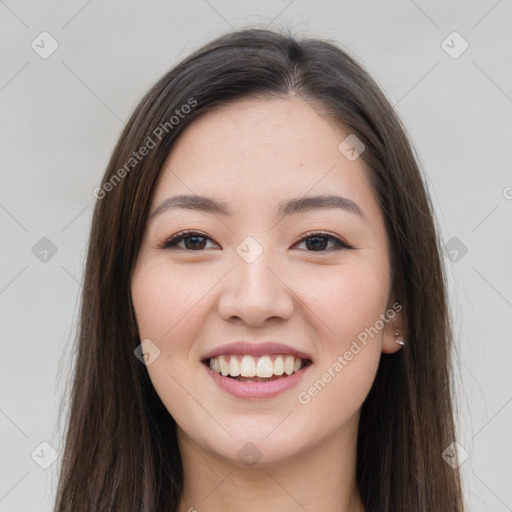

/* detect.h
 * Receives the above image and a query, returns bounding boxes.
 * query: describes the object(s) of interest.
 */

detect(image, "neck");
[176,416,365,512]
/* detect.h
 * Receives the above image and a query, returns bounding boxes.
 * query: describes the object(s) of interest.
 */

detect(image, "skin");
[130,95,405,512]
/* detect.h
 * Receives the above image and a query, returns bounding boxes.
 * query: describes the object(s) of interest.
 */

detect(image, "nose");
[217,250,295,326]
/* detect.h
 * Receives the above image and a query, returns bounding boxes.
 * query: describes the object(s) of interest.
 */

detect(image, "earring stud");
[394,332,405,346]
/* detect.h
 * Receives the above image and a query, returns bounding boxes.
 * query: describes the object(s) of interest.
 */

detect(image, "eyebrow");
[150,194,366,220]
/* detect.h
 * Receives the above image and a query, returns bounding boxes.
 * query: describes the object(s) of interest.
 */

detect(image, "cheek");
[131,261,214,347]
[131,261,213,423]
[293,263,388,413]
[297,260,390,347]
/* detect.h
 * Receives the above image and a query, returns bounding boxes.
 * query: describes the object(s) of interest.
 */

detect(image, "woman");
[54,28,465,511]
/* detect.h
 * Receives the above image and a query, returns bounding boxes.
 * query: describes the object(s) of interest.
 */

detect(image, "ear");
[381,299,406,354]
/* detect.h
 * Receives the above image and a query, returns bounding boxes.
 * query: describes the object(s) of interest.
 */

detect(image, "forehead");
[168,96,347,170]
[151,96,379,222]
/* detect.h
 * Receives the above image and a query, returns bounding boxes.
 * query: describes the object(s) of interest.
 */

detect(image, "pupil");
[185,236,206,250]
[306,236,327,251]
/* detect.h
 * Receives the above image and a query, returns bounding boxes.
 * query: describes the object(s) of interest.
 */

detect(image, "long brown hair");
[54,27,464,511]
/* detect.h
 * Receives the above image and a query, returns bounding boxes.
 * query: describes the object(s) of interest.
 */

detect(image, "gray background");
[1,1,511,510]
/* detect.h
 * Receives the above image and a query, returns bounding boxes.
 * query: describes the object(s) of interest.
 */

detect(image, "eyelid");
[157,230,218,250]
[158,230,355,251]
[295,230,354,250]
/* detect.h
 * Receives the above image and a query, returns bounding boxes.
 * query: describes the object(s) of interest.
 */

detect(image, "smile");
[208,354,309,381]
[201,340,313,399]
[202,355,312,400]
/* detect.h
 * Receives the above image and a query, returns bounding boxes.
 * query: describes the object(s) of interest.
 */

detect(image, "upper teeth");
[209,354,304,378]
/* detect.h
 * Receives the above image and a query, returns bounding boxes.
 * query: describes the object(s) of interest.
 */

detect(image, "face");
[130,96,403,466]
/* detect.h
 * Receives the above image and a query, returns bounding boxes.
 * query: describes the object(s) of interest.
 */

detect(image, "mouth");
[201,341,313,398]
[202,354,313,383]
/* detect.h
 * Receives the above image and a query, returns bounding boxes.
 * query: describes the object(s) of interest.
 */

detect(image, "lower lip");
[204,363,312,399]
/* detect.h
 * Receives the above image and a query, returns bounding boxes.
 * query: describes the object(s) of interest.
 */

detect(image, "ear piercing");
[394,332,405,346]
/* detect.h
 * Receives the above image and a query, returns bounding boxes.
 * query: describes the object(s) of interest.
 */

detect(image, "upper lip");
[202,341,313,362]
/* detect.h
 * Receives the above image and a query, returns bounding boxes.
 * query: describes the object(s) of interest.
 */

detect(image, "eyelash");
[159,230,355,252]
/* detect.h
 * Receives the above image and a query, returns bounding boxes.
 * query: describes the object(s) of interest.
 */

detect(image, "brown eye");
[294,232,354,252]
[162,232,217,251]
